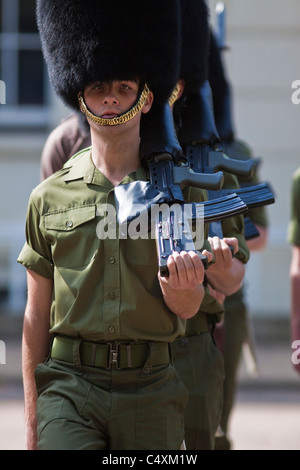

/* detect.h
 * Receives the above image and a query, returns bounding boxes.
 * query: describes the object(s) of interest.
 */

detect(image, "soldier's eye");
[120,83,130,91]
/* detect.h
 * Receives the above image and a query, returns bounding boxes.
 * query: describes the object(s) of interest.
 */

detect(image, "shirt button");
[66,221,73,228]
[109,256,115,264]
[108,291,116,300]
[108,326,115,334]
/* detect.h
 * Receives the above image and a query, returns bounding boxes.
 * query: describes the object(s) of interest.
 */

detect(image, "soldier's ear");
[141,91,154,115]
[177,80,186,100]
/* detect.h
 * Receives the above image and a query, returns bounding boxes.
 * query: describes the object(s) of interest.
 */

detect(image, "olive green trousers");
[34,356,188,450]
[173,332,225,450]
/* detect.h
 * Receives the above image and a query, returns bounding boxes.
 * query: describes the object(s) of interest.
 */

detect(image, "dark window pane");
[18,50,44,104]
[19,0,37,33]
[0,0,2,33]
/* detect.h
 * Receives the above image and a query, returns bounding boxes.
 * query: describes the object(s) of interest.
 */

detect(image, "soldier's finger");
[172,251,189,283]
[188,251,205,284]
[209,236,222,258]
[166,254,177,280]
[223,237,239,255]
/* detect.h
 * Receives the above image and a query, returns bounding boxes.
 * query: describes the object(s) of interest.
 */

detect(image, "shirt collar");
[63,147,149,187]
[63,148,94,182]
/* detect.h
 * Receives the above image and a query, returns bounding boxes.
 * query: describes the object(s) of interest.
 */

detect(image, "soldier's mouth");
[101,112,119,119]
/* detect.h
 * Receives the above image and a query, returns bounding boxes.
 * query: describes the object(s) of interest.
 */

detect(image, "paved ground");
[0,316,299,451]
[229,345,300,451]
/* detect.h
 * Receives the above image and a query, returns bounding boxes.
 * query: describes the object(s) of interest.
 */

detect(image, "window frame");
[0,0,50,128]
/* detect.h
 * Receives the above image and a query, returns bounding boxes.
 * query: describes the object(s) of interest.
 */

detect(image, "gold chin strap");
[78,84,150,126]
[168,82,181,107]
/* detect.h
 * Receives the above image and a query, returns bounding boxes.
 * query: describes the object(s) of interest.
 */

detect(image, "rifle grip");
[173,166,224,191]
[209,150,255,177]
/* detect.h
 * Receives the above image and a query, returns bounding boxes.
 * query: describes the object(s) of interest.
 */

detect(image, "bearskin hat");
[208,30,229,110]
[36,0,181,110]
[208,30,235,139]
[179,0,210,91]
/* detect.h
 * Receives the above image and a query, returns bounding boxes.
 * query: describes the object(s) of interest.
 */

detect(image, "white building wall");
[0,91,69,313]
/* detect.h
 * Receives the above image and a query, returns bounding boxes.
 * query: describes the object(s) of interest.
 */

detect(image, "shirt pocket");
[42,204,99,268]
[124,237,159,267]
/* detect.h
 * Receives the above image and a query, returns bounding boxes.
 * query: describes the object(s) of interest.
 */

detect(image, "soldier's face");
[83,80,140,120]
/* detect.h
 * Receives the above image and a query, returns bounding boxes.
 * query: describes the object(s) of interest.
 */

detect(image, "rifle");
[221,182,275,210]
[243,217,260,241]
[147,153,248,276]
[115,157,248,277]
[116,0,270,274]
[178,80,258,246]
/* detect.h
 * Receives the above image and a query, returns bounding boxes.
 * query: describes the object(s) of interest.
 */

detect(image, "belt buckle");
[106,342,121,369]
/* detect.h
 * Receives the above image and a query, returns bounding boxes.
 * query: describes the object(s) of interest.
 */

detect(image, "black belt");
[51,336,171,370]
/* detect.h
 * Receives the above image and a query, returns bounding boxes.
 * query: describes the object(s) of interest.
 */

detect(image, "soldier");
[288,167,300,375]
[208,30,269,450]
[213,139,269,450]
[170,1,250,450]
[170,80,249,450]
[18,0,211,450]
[38,0,250,451]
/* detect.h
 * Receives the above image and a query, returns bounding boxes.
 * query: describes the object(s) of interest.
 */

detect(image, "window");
[0,0,50,127]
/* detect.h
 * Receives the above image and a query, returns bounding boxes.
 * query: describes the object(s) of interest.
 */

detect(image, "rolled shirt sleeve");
[17,192,54,279]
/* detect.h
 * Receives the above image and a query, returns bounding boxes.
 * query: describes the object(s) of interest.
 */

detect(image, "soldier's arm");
[22,270,53,450]
[247,224,268,252]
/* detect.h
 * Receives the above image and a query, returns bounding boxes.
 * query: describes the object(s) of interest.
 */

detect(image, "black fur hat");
[208,30,228,106]
[208,30,235,141]
[179,0,210,91]
[36,0,181,110]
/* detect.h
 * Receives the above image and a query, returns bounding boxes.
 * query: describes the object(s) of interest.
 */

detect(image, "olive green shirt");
[18,148,209,343]
[288,167,300,247]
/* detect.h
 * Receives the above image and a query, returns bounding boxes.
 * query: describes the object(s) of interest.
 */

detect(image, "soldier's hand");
[158,250,213,320]
[163,250,213,290]
[207,236,239,271]
[207,284,226,306]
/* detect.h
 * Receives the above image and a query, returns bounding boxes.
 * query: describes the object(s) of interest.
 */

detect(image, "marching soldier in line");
[288,167,300,376]
[19,0,215,450]
[38,0,250,450]
[39,90,248,451]
[165,0,250,450]
[208,30,269,450]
